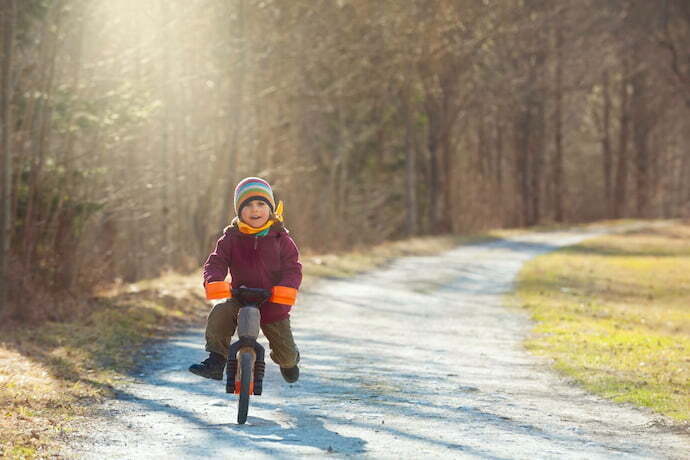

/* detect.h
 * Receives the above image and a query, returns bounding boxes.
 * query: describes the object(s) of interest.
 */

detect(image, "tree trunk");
[631,69,650,218]
[682,139,690,216]
[494,116,503,189]
[515,110,531,227]
[613,57,630,218]
[403,88,418,236]
[22,4,61,272]
[0,0,17,314]
[601,70,613,215]
[553,23,565,222]
[438,128,453,232]
[531,89,545,225]
[159,0,172,267]
[427,126,439,231]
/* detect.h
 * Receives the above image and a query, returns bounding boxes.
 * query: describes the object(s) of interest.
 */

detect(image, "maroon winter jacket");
[203,223,302,324]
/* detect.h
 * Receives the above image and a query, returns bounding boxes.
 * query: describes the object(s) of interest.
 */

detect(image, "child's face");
[240,199,271,228]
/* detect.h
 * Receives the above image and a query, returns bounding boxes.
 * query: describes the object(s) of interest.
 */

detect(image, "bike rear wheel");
[237,352,253,424]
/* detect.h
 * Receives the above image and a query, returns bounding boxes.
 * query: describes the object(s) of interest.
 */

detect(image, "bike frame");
[204,282,270,424]
[225,287,269,423]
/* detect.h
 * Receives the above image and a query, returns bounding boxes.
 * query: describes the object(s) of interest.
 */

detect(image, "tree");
[0,0,17,315]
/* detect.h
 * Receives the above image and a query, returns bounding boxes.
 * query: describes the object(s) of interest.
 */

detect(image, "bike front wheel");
[237,352,253,424]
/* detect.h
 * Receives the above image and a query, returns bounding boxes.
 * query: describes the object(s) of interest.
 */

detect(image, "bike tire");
[237,352,253,424]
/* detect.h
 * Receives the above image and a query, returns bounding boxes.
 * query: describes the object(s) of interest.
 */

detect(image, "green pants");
[205,299,300,368]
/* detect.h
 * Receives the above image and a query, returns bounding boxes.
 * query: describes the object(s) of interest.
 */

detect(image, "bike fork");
[226,340,266,395]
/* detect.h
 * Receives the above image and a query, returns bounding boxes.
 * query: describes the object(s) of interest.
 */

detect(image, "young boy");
[189,177,301,383]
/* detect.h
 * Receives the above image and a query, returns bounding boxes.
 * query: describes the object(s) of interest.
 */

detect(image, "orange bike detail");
[233,381,254,395]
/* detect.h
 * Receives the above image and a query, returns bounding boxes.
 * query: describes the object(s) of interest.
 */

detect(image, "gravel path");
[65,227,689,459]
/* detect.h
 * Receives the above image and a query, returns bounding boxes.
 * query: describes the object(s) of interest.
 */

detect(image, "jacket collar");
[225,221,286,238]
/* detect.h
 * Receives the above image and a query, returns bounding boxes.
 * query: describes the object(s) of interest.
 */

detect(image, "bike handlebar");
[232,286,271,306]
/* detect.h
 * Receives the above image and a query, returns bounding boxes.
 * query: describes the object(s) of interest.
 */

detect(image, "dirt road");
[65,228,688,459]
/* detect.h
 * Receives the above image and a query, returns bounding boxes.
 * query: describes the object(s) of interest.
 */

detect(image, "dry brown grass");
[0,271,209,458]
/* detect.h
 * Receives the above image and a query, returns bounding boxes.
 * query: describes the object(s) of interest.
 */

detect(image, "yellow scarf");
[234,200,284,235]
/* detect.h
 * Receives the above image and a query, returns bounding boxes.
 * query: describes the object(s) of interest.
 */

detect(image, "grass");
[513,221,690,427]
[0,232,495,458]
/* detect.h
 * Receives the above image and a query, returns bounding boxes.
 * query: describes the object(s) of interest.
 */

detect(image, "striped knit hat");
[233,177,276,215]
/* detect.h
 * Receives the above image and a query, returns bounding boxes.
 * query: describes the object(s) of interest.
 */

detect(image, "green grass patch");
[514,221,690,426]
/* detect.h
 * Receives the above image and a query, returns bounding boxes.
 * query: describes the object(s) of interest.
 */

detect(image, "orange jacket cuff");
[270,286,297,306]
[205,281,231,300]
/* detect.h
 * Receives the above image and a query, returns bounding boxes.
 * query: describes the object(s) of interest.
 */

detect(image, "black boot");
[189,352,225,380]
[280,364,299,383]
[279,350,300,383]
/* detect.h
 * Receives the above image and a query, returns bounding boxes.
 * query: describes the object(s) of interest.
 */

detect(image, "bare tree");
[0,0,16,315]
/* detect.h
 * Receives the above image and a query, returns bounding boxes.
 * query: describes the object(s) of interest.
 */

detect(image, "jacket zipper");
[254,235,258,250]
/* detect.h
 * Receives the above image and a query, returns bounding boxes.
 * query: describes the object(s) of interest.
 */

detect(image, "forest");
[0,0,688,319]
